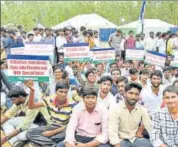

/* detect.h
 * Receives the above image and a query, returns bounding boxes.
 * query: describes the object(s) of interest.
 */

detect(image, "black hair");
[173,80,178,86]
[129,68,138,75]
[129,30,134,34]
[94,30,98,34]
[139,69,149,75]
[111,68,121,75]
[17,25,23,29]
[117,29,122,33]
[163,85,178,96]
[7,30,16,35]
[83,30,88,36]
[1,27,6,32]
[27,33,34,38]
[109,62,117,68]
[125,82,142,93]
[169,33,175,38]
[58,29,63,32]
[150,31,154,34]
[96,63,103,67]
[162,33,167,38]
[45,28,51,31]
[99,76,113,84]
[116,76,128,85]
[80,86,98,97]
[128,60,133,64]
[33,27,38,31]
[88,31,93,37]
[80,26,86,32]
[85,69,95,78]
[39,28,44,31]
[156,32,161,37]
[163,67,171,72]
[136,34,140,37]
[55,80,69,91]
[63,27,68,32]
[8,86,28,98]
[62,70,68,79]
[72,30,78,35]
[139,61,144,66]
[150,70,163,79]
[52,65,63,73]
[21,31,27,34]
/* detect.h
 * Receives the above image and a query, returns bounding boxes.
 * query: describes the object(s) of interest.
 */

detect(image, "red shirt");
[125,37,136,49]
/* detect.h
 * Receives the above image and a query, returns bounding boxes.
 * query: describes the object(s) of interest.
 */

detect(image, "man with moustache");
[97,76,116,109]
[140,70,165,117]
[109,83,152,147]
[114,76,128,103]
[150,85,178,147]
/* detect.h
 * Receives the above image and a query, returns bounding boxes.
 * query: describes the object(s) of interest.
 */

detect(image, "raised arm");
[27,80,44,109]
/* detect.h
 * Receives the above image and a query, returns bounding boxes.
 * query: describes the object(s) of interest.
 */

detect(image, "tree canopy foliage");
[1,1,178,31]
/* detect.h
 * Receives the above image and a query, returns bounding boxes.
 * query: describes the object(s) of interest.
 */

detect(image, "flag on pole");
[137,0,146,34]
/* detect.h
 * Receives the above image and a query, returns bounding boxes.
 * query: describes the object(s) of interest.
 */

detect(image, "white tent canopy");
[52,13,118,30]
[36,23,45,29]
[118,19,176,34]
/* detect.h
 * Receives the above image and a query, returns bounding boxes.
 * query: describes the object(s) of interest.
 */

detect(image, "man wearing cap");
[1,85,49,147]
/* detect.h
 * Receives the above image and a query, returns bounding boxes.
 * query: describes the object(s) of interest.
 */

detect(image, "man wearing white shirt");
[93,30,100,48]
[144,31,155,51]
[33,27,42,42]
[56,29,67,53]
[121,60,130,78]
[156,33,167,54]
[140,70,165,117]
[97,76,116,109]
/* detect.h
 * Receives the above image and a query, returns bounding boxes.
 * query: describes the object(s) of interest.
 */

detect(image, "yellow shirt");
[5,98,50,132]
[85,37,95,49]
[167,39,174,55]
[109,101,152,145]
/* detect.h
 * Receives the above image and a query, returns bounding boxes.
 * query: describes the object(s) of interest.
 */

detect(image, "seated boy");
[57,86,111,147]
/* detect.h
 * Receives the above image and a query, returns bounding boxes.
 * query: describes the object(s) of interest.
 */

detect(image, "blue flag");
[137,0,146,34]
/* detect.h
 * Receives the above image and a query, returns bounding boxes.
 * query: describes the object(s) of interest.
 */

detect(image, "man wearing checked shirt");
[150,85,178,147]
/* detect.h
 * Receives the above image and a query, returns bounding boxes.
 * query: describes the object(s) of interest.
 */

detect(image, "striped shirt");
[42,97,75,128]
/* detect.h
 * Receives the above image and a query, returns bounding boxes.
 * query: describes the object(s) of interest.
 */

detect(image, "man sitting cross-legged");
[26,80,75,147]
[1,84,49,147]
[57,86,111,147]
